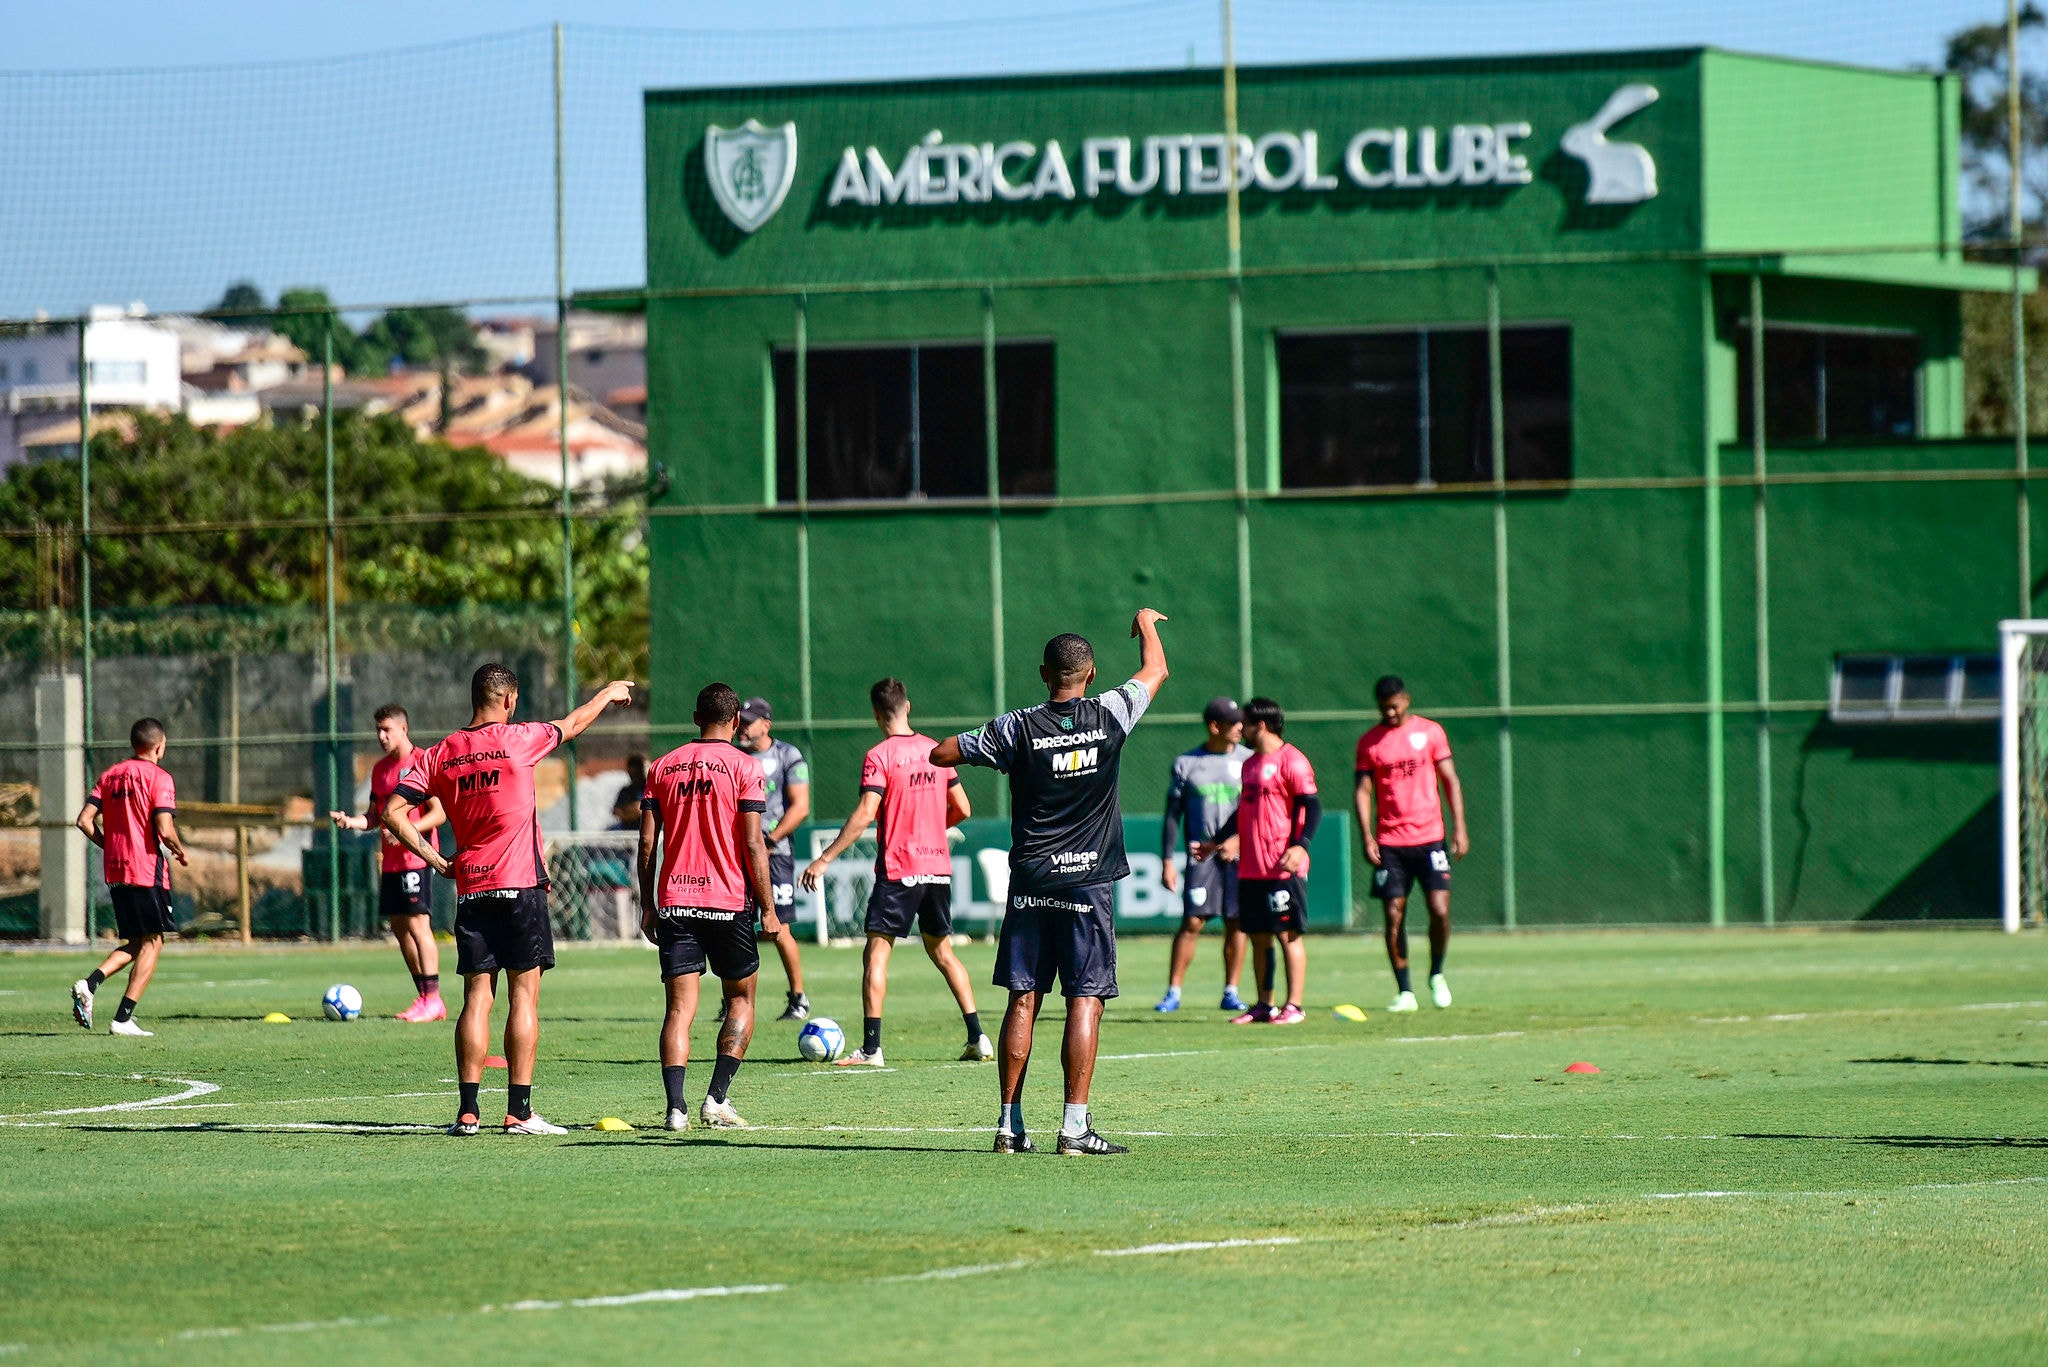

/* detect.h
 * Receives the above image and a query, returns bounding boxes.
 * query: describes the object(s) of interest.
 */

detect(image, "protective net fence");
[0,2,2037,940]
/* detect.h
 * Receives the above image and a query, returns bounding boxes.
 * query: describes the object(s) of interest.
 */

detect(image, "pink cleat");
[1270,1003,1307,1026]
[396,993,448,1023]
[1229,1003,1275,1025]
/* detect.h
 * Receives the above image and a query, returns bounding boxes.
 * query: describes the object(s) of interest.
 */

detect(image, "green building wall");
[641,47,2021,926]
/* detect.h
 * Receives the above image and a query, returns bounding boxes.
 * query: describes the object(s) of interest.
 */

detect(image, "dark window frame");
[1829,653,1998,723]
[771,338,1056,505]
[1733,321,1921,442]
[1274,322,1572,492]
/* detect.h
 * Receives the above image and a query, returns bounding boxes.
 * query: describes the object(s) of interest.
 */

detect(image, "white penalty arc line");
[496,1283,785,1312]
[879,1260,1031,1283]
[0,1074,219,1119]
[1095,1236,1300,1257]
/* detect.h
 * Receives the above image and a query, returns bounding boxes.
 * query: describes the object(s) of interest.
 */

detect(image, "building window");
[1276,326,1570,490]
[772,341,1055,502]
[1735,326,1918,441]
[1830,653,1997,723]
[23,360,38,382]
[86,360,146,386]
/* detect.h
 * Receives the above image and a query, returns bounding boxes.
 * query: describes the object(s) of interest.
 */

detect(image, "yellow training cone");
[595,1117,634,1132]
[262,1012,292,1023]
[1331,1003,1368,1022]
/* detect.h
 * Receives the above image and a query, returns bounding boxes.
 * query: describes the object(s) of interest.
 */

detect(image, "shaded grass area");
[2,929,2046,1364]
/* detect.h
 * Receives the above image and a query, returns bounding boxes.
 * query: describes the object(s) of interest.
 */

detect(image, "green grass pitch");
[3,929,2046,1364]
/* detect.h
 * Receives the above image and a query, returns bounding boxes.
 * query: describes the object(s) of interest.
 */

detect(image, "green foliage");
[0,411,647,679]
[205,284,487,376]
[1941,4,2048,239]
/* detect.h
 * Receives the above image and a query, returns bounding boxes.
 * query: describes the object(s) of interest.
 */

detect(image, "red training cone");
[1563,1061,1601,1074]
[484,1055,509,1069]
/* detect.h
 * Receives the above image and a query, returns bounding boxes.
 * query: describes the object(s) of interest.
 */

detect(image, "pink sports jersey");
[394,721,560,894]
[642,739,767,912]
[1237,742,1318,880]
[1355,718,1452,845]
[860,732,961,880]
[369,751,439,874]
[88,757,176,889]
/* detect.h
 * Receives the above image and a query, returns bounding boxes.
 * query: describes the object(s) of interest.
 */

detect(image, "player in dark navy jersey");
[933,608,1168,1156]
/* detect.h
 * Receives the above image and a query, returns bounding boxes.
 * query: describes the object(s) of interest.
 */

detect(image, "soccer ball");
[798,1017,846,1062]
[321,984,363,1022]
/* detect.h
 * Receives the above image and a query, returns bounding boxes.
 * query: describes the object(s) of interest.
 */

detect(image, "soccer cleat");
[1229,1003,1274,1025]
[775,993,811,1023]
[503,1113,568,1136]
[664,1107,690,1133]
[961,1033,995,1062]
[1154,987,1182,1013]
[992,1131,1036,1154]
[1271,1003,1307,1026]
[835,1049,885,1068]
[1056,1125,1130,1157]
[396,993,446,1023]
[1430,974,1452,1009]
[108,1019,153,1037]
[447,1114,481,1137]
[1219,987,1247,1012]
[71,979,94,1030]
[1388,990,1419,1013]
[698,1096,749,1129]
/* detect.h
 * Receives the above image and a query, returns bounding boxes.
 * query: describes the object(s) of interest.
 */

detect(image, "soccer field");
[3,930,2045,1365]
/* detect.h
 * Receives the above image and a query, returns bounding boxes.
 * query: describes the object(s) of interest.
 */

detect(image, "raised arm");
[928,735,965,768]
[553,679,636,743]
[799,791,883,891]
[382,791,452,877]
[1129,607,1169,696]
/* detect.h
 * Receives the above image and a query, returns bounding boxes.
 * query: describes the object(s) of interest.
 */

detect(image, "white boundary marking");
[497,1283,785,1312]
[0,1073,218,1119]
[1095,1237,1299,1257]
[879,1260,1031,1283]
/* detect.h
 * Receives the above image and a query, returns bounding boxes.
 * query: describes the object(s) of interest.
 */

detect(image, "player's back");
[645,738,763,911]
[91,757,174,888]
[863,732,955,881]
[401,721,560,893]
[1239,742,1317,879]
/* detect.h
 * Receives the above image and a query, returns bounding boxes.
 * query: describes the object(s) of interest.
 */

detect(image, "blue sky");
[0,1,2022,317]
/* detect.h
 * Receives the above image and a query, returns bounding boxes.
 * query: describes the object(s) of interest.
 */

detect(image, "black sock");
[421,974,438,995]
[788,989,804,1006]
[963,1010,982,1043]
[1395,965,1413,993]
[1259,946,1276,997]
[411,973,427,994]
[507,1083,532,1121]
[114,996,137,1024]
[459,1081,481,1118]
[708,1054,741,1104]
[863,1016,882,1055]
[663,1065,688,1113]
[1429,951,1445,979]
[85,969,106,992]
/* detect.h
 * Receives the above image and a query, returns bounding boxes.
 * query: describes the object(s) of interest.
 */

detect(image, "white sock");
[1061,1102,1090,1137]
[999,1102,1024,1136]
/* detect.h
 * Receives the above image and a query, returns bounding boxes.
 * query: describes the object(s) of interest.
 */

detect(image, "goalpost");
[2000,621,2048,932]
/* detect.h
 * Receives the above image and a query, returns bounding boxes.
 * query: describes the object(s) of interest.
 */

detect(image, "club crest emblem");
[1060,714,1075,731]
[704,120,797,233]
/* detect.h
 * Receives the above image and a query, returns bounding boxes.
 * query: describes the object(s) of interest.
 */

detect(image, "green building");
[637,46,2029,928]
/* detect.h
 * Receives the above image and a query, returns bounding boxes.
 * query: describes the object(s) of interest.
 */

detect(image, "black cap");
[738,696,772,723]
[1203,696,1243,725]
[1374,675,1407,702]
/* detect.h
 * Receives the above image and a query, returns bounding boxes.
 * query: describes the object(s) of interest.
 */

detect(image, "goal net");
[2000,621,2048,931]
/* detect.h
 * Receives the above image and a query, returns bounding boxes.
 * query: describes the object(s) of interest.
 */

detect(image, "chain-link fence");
[3,3,2042,940]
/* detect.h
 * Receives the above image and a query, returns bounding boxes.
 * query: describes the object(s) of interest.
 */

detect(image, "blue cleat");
[1154,988,1182,1013]
[1219,987,1247,1012]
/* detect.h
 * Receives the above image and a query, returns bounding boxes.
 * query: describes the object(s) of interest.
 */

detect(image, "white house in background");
[0,306,183,470]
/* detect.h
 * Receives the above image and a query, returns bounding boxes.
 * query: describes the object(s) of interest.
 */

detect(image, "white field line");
[800,1067,897,1076]
[1645,1176,2047,1202]
[1095,1237,1300,1257]
[0,1074,218,1119]
[1696,1000,2048,1024]
[497,1283,785,1312]
[1428,1204,1591,1230]
[177,1315,394,1340]
[879,1260,1031,1282]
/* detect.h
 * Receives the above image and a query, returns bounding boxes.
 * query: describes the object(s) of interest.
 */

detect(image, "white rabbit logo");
[1561,84,1660,205]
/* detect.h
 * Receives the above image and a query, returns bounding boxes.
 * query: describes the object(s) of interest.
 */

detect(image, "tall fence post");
[2011,0,2032,616]
[323,328,340,942]
[76,315,95,940]
[1222,0,1253,700]
[1750,272,1775,926]
[983,287,1009,816]
[1703,276,1727,928]
[795,293,814,746]
[1486,268,1517,930]
[554,21,581,829]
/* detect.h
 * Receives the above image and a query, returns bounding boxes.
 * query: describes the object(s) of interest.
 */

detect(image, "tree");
[207,281,268,322]
[356,306,486,374]
[0,411,647,680]
[1942,4,2048,241]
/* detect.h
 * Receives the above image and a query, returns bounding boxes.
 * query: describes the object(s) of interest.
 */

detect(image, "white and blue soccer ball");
[321,983,363,1022]
[798,1017,846,1062]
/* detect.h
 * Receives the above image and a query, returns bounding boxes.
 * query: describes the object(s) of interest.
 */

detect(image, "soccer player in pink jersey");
[383,663,635,1136]
[329,703,448,1022]
[70,718,189,1036]
[1194,698,1321,1026]
[801,677,988,1067]
[636,682,781,1131]
[1353,675,1468,1012]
